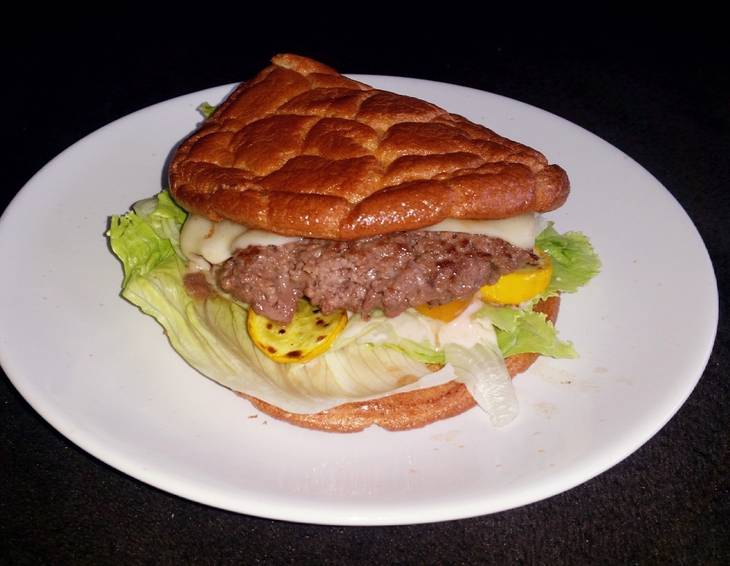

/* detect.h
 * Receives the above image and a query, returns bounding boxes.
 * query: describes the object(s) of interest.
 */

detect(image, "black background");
[2,15,728,565]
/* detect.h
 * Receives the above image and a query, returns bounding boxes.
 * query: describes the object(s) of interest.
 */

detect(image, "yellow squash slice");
[480,253,553,305]
[415,296,472,322]
[247,300,348,363]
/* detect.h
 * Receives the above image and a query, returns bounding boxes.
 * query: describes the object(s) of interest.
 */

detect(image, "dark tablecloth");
[2,19,727,564]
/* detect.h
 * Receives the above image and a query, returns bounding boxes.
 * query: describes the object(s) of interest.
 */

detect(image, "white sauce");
[436,297,494,349]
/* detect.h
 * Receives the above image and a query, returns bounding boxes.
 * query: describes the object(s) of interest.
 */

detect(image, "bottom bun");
[240,296,560,432]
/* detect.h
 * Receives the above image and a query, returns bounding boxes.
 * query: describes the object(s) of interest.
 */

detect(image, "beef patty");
[216,232,537,323]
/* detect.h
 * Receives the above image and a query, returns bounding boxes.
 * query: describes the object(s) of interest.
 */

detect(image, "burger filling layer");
[215,232,538,323]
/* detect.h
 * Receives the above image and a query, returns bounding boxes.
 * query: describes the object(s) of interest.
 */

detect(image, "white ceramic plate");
[0,76,717,525]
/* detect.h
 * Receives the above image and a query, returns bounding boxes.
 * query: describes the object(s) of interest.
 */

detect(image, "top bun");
[169,54,569,240]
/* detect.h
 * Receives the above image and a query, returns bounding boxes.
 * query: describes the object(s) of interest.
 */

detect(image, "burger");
[109,54,599,432]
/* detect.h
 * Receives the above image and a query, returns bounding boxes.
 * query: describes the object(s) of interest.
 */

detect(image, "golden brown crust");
[170,54,569,240]
[240,296,560,432]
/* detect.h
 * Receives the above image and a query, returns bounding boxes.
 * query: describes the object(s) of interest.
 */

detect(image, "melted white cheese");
[180,216,300,266]
[422,214,537,250]
[179,213,538,266]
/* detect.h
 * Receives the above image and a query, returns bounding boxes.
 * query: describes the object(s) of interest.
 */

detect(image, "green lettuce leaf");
[536,222,601,295]
[197,102,217,119]
[385,339,445,365]
[108,191,186,286]
[469,222,598,360]
[476,303,577,359]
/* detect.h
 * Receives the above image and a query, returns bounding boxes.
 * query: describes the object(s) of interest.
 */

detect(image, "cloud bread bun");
[239,296,560,432]
[169,54,569,240]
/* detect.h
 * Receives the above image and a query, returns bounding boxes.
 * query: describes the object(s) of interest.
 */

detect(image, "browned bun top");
[241,296,560,432]
[169,54,569,240]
